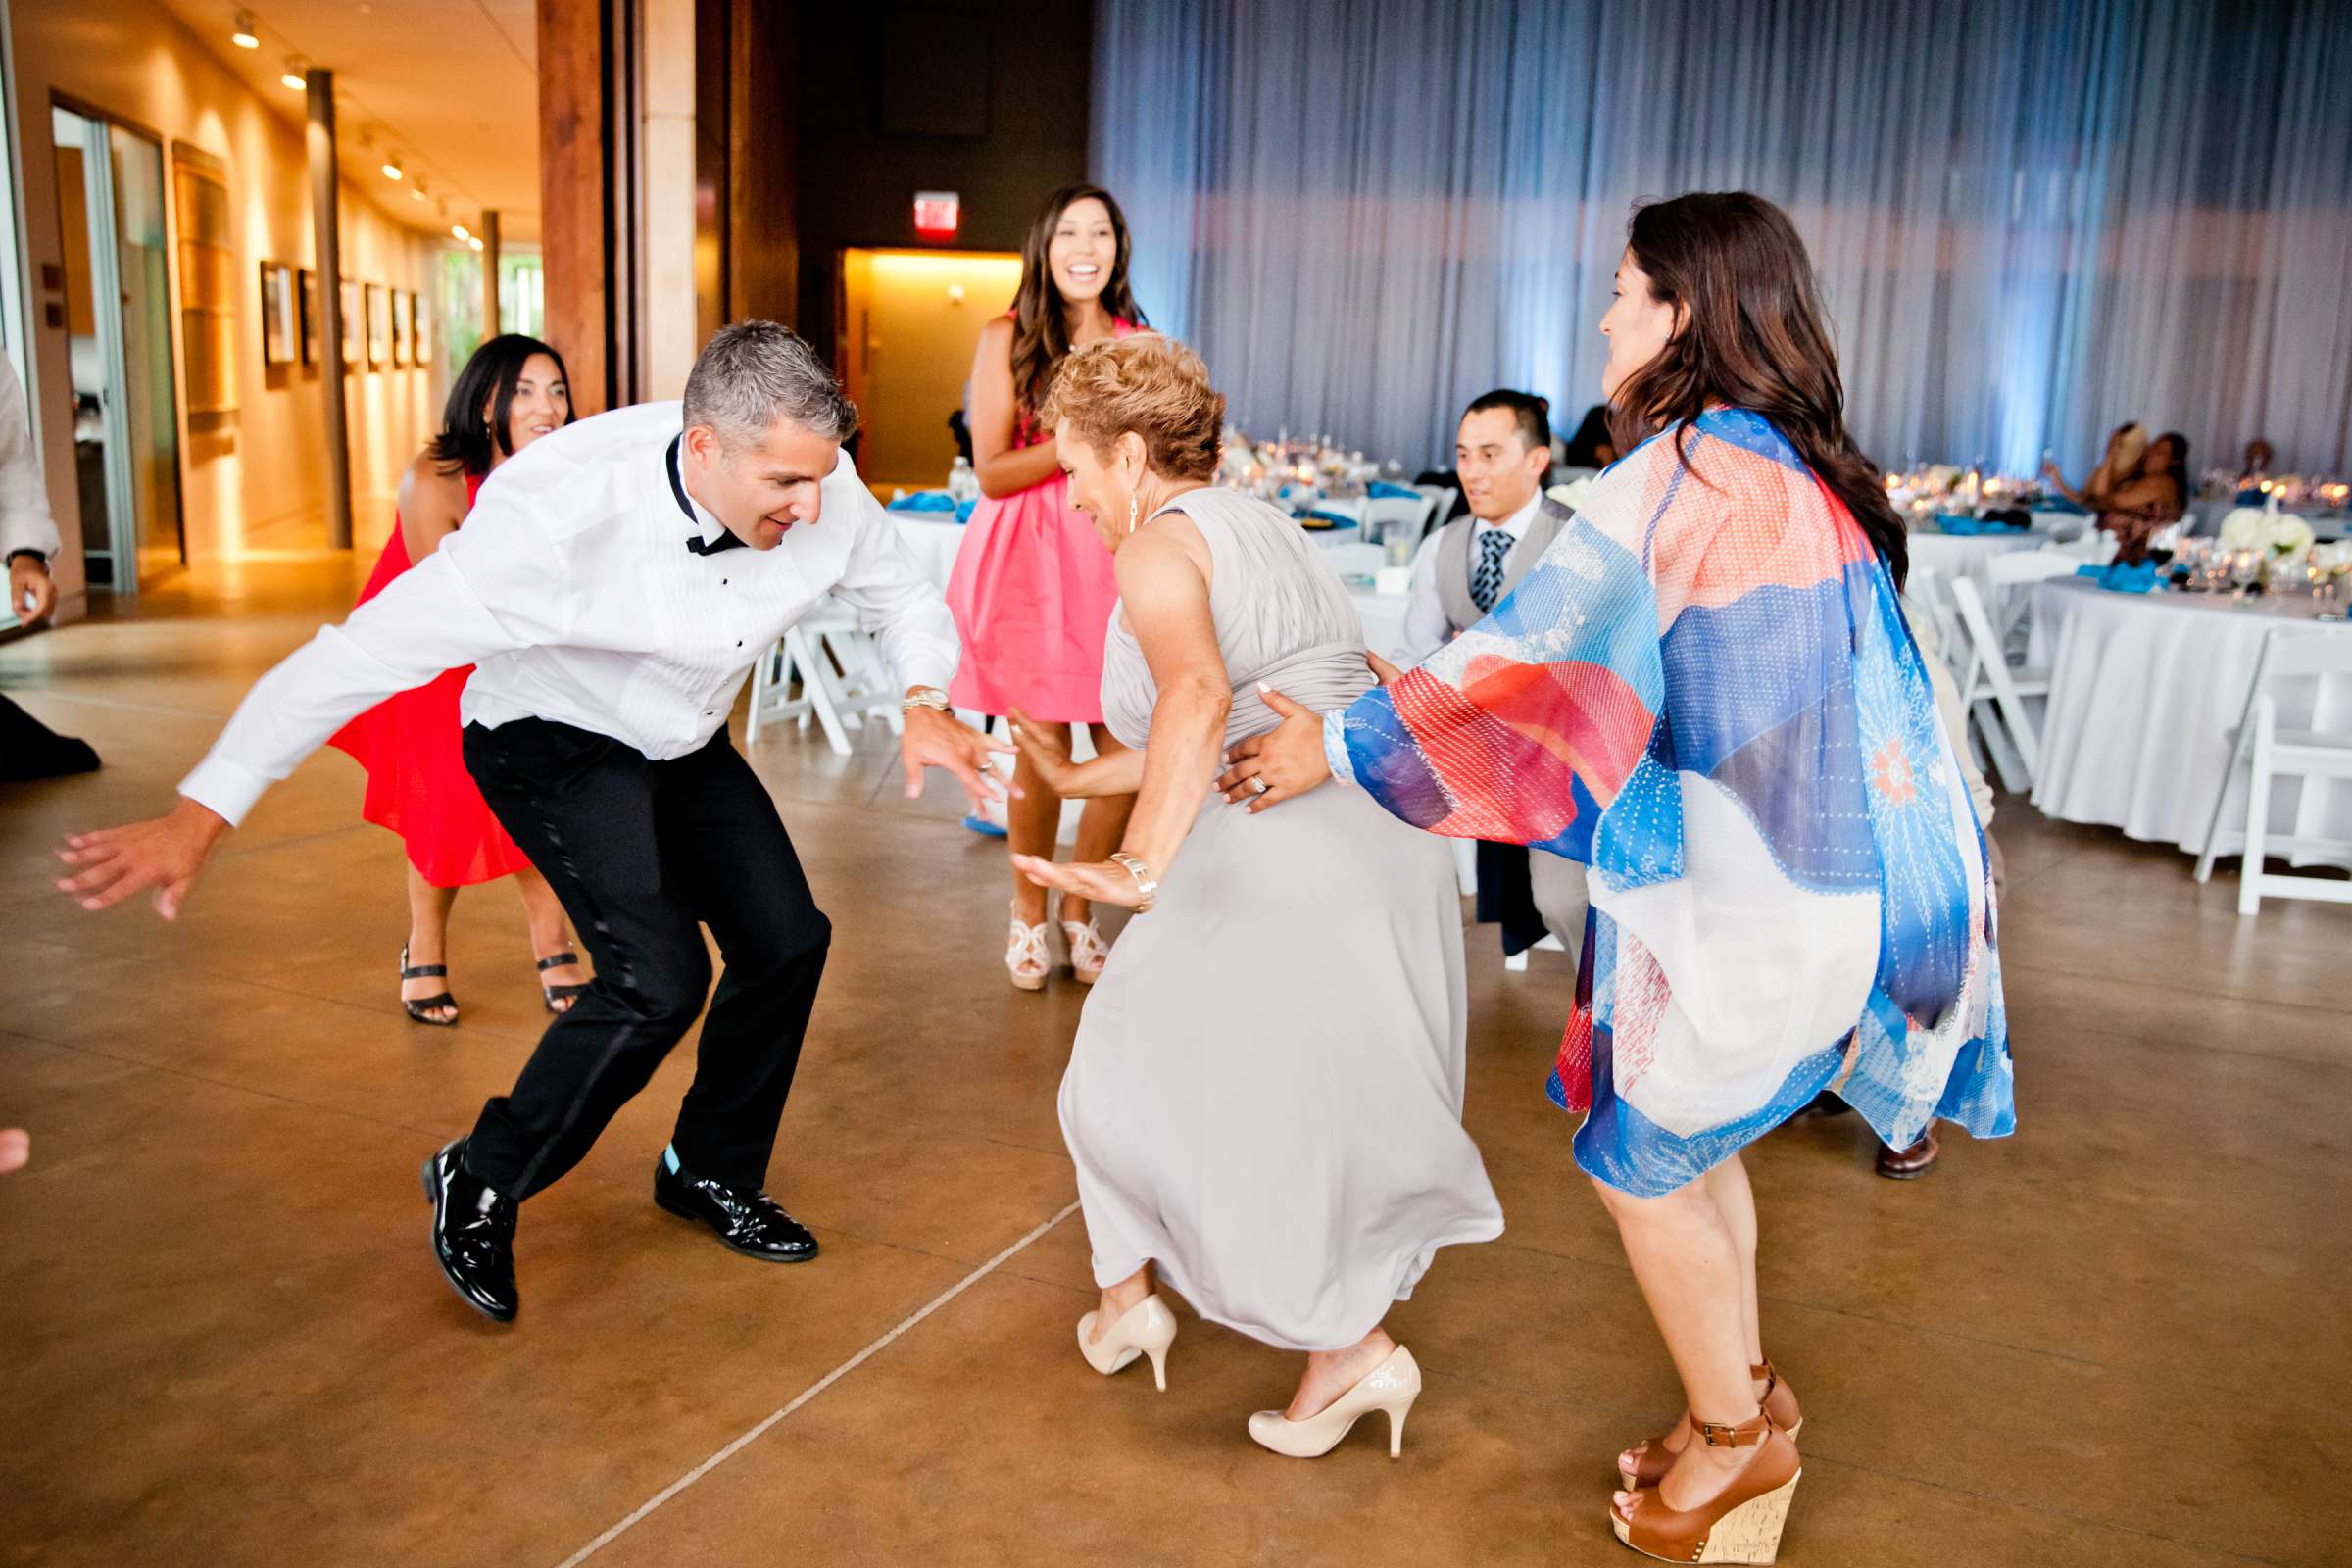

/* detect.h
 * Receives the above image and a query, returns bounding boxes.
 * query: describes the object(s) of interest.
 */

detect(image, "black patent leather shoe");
[654,1153,818,1263]
[421,1138,519,1322]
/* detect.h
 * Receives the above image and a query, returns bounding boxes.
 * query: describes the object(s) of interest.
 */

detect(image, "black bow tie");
[666,433,744,554]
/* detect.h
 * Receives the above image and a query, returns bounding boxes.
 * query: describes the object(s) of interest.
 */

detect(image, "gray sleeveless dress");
[1057,487,1504,1354]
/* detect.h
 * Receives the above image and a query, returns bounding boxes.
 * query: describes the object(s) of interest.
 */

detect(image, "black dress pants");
[458,718,830,1200]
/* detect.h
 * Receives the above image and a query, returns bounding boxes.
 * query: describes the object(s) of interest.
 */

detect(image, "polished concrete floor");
[3,553,2347,1567]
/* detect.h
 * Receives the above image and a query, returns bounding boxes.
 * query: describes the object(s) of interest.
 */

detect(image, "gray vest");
[1434,495,1572,631]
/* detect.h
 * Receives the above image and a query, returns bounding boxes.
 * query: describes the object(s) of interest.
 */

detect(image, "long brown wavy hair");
[1607,192,1908,588]
[1009,184,1148,427]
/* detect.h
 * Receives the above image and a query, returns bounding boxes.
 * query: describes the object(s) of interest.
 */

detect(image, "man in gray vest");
[1396,389,1588,966]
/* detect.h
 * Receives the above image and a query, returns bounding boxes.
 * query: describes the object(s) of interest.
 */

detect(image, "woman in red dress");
[327,335,587,1025]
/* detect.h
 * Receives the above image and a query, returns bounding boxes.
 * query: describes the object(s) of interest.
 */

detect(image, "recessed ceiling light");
[281,57,307,90]
[468,237,483,252]
[451,223,470,242]
[232,9,261,47]
[380,156,404,181]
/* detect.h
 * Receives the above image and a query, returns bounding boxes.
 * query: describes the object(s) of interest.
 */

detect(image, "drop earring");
[1128,493,1140,535]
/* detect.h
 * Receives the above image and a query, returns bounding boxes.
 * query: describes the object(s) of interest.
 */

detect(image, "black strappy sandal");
[538,952,590,1014]
[400,945,459,1027]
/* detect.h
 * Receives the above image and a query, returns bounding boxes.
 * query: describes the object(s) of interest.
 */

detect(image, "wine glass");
[2228,549,2262,600]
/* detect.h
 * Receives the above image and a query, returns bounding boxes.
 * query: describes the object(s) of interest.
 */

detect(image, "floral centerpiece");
[2218,506,2316,564]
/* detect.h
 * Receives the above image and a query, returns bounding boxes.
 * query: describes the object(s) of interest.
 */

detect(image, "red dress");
[326,472,535,889]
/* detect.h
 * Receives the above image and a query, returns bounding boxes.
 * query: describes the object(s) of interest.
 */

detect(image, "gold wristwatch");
[902,687,952,713]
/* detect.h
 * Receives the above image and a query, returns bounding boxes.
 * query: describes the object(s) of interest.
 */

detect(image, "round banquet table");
[2027,578,2352,865]
[1906,526,2050,594]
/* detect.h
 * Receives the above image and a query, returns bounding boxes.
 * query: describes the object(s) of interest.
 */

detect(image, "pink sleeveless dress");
[945,318,1136,721]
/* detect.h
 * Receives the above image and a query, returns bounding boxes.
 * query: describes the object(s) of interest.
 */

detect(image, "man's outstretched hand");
[55,797,230,918]
[900,705,1016,814]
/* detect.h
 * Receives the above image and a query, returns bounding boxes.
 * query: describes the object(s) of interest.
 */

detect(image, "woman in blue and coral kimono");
[1224,192,2013,1564]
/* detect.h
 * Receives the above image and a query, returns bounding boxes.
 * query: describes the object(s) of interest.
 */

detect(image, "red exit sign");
[913,190,959,241]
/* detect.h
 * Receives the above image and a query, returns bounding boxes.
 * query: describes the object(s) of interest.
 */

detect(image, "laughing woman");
[327,335,589,1025]
[947,184,1148,992]
[1226,192,2013,1561]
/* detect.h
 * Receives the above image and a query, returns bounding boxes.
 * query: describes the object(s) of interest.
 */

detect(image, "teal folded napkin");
[888,490,956,512]
[1934,514,2026,535]
[1368,479,1418,499]
[2076,561,2159,593]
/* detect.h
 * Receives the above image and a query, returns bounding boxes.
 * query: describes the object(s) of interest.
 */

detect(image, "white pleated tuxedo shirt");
[179,401,959,826]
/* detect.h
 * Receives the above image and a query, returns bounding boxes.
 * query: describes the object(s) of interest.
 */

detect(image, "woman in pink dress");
[948,184,1147,990]
[326,335,588,1025]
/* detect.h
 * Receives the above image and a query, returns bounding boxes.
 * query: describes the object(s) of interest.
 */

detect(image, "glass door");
[50,105,183,595]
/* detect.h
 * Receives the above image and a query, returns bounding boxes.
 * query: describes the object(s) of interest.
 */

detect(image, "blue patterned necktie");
[1470,526,1512,613]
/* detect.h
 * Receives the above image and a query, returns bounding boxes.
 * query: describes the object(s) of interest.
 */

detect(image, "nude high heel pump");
[1076,1294,1178,1391]
[1621,1360,1802,1490]
[1246,1346,1421,1459]
[1611,1410,1801,1565]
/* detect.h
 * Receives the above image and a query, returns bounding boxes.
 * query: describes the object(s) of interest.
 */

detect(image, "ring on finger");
[1248,776,1269,796]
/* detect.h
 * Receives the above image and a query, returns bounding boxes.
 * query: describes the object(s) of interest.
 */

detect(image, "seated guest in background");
[1,352,101,783]
[1399,389,1588,963]
[2234,437,2275,503]
[1560,402,1619,469]
[326,334,589,1026]
[2044,423,2187,562]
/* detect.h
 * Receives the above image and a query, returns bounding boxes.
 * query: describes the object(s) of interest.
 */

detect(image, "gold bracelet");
[1107,851,1158,913]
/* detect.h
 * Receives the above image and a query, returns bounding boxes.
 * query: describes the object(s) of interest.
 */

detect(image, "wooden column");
[480,210,502,338]
[306,68,352,548]
[538,0,611,412]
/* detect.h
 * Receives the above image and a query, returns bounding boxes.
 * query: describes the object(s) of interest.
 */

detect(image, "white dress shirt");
[1,354,61,565]
[180,401,959,826]
[1394,490,1541,665]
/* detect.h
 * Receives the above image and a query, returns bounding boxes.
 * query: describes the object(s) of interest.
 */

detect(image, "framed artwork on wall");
[390,287,411,367]
[297,268,319,366]
[410,290,430,370]
[259,262,295,368]
[339,278,359,366]
[171,142,237,424]
[365,283,388,369]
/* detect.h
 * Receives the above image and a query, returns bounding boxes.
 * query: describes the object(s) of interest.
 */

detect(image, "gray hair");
[682,319,859,451]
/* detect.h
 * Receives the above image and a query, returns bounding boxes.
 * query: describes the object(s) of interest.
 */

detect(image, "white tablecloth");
[2028,579,2352,864]
[1907,527,2049,594]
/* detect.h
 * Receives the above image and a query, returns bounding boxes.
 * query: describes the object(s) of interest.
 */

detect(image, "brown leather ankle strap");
[1693,1411,1771,1448]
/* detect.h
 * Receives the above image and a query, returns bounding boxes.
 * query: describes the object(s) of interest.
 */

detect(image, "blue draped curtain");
[1089,0,2352,477]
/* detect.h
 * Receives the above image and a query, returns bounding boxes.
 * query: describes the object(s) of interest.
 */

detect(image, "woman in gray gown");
[1009,333,1502,1458]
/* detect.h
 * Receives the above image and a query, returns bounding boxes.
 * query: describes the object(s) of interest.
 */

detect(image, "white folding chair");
[1947,574,2051,792]
[743,602,903,757]
[1414,484,1458,533]
[2192,627,2352,912]
[1983,548,2082,643]
[1322,541,1387,583]
[1363,493,1438,557]
[1901,565,1968,684]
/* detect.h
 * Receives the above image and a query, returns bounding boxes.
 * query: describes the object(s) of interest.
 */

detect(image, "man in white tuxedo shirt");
[55,321,1005,1322]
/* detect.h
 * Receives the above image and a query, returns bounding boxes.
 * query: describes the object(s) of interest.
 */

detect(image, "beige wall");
[13,0,443,618]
